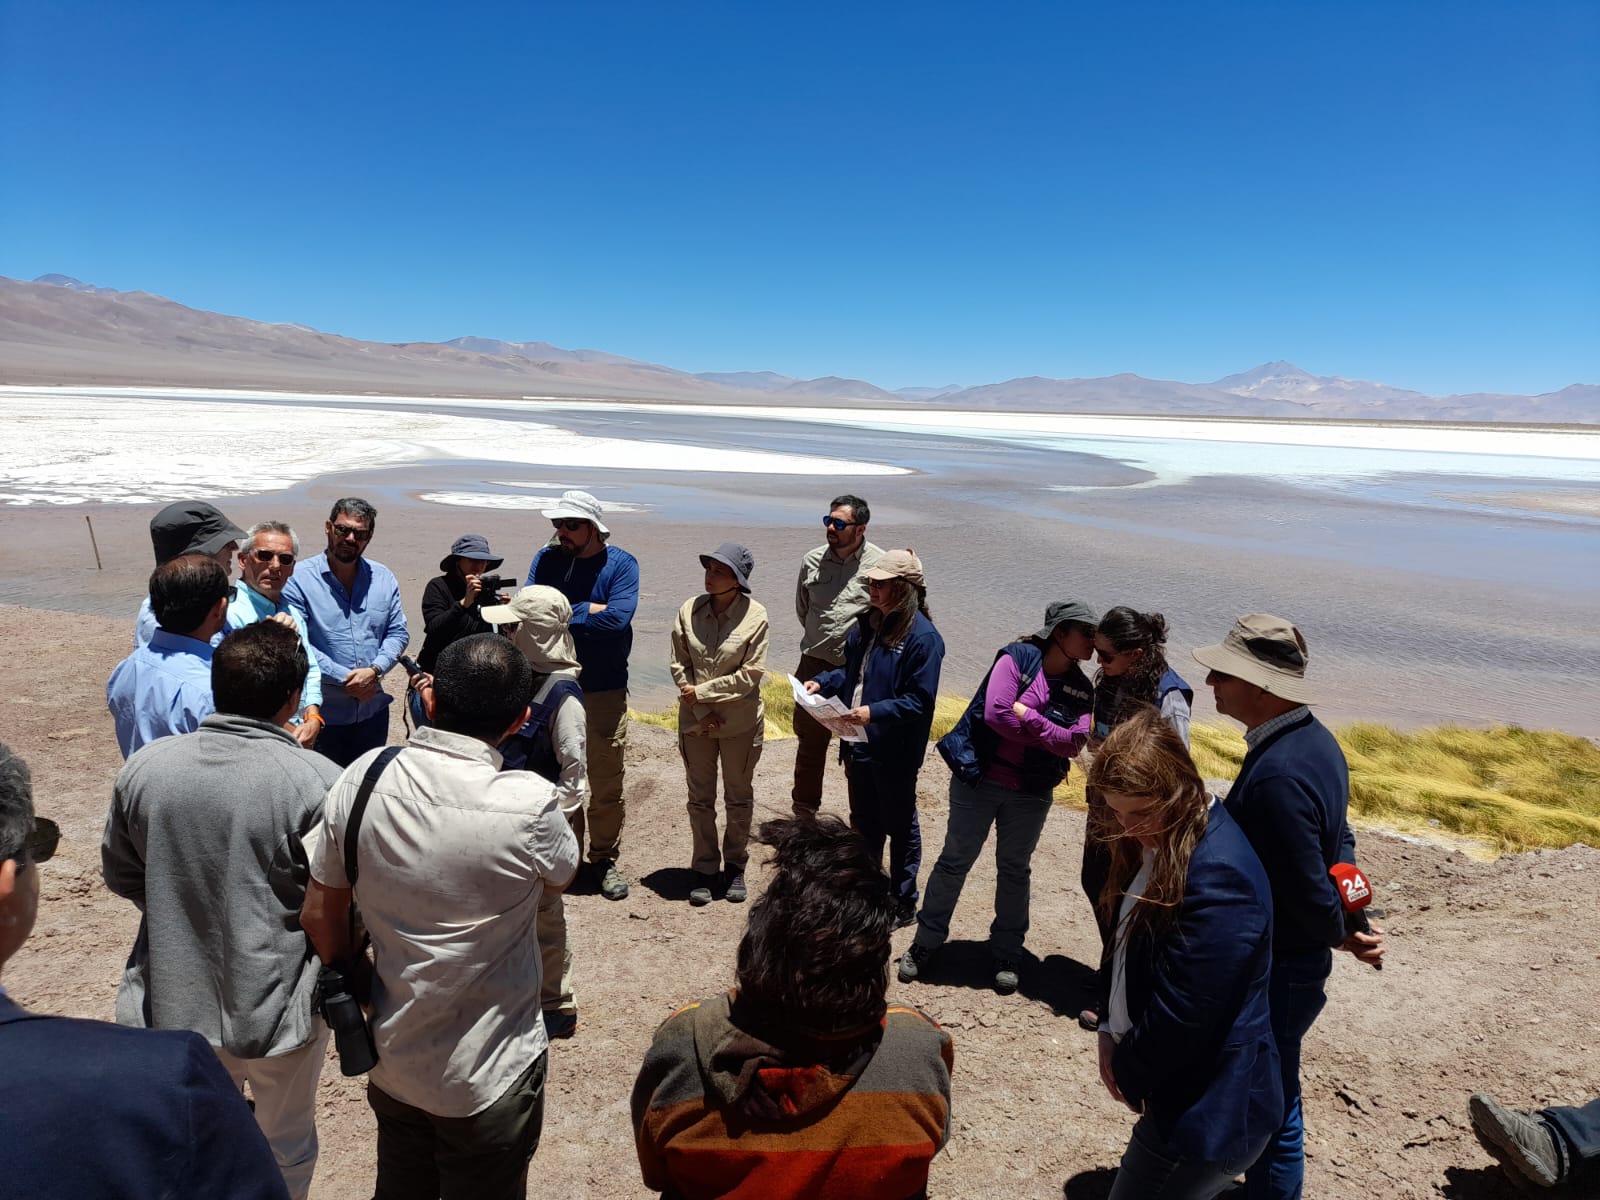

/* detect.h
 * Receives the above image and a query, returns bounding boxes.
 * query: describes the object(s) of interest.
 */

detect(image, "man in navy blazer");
[0,740,287,1200]
[1195,615,1385,1200]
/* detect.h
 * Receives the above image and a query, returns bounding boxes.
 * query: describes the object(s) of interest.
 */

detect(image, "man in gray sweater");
[103,620,342,1200]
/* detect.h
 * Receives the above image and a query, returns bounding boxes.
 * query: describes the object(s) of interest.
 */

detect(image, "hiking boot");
[1469,1093,1564,1188]
[543,1010,578,1040]
[597,862,630,901]
[688,872,718,906]
[724,867,748,904]
[994,959,1020,995]
[894,901,918,930]
[898,942,936,983]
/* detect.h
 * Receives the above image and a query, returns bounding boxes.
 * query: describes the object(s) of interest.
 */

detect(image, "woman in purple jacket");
[897,600,1097,995]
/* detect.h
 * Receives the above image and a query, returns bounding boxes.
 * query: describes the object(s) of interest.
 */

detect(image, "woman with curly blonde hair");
[1086,708,1282,1200]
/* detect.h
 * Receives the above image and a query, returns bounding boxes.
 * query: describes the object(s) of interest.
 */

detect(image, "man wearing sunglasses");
[0,742,288,1200]
[227,520,324,749]
[284,498,410,768]
[525,490,639,901]
[792,494,883,816]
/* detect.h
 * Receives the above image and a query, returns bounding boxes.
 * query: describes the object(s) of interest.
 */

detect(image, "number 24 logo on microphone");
[1339,869,1371,905]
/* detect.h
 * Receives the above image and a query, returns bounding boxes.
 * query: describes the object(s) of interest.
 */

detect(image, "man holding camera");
[102,621,342,1200]
[300,634,579,1200]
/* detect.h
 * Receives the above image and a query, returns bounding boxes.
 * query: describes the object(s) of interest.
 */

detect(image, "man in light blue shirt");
[108,556,233,759]
[283,498,409,767]
[227,521,324,750]
[135,500,245,648]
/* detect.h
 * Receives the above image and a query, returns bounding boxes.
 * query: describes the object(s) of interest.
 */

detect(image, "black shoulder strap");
[344,746,402,887]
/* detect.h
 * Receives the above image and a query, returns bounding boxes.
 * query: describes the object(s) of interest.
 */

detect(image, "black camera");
[318,963,378,1076]
[472,574,512,604]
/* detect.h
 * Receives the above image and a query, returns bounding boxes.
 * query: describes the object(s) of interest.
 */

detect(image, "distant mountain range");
[2,274,1593,423]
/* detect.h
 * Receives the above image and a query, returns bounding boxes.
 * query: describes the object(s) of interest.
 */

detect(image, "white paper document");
[788,674,867,742]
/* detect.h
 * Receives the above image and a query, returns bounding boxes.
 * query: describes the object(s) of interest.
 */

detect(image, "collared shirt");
[670,593,769,737]
[226,581,323,713]
[303,727,580,1118]
[1245,705,1313,750]
[282,552,409,726]
[136,595,227,649]
[795,540,884,666]
[106,630,216,759]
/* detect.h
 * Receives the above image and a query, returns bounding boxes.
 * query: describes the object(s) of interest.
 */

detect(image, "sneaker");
[894,901,917,930]
[994,959,1020,995]
[597,863,630,901]
[688,872,717,906]
[898,942,935,983]
[1469,1093,1564,1188]
[543,1010,578,1040]
[724,868,747,904]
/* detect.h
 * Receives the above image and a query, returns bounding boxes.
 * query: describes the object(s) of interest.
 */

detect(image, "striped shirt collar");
[1245,705,1312,749]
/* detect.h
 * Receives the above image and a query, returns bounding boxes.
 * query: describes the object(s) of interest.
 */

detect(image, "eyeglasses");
[332,523,372,542]
[822,516,859,532]
[249,549,296,566]
[8,817,59,865]
[550,519,588,532]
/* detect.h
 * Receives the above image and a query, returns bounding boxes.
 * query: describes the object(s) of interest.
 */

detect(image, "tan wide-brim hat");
[480,586,581,673]
[1192,613,1316,704]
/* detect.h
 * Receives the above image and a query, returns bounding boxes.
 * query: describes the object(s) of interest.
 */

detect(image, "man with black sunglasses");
[284,498,410,768]
[227,520,324,748]
[525,490,639,901]
[1193,614,1385,1200]
[792,494,883,816]
[0,741,288,1200]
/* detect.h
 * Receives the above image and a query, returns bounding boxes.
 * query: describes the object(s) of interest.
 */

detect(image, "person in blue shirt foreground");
[283,498,409,768]
[1193,614,1385,1200]
[1088,707,1282,1200]
[524,490,639,902]
[108,554,233,758]
[806,548,945,928]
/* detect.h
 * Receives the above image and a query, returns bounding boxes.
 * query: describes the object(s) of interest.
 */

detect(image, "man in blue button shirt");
[283,498,409,768]
[134,500,245,648]
[108,556,234,759]
[227,521,324,750]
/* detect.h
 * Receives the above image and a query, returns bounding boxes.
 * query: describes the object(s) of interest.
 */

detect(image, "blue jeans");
[844,755,922,906]
[1110,1114,1269,1200]
[914,775,1052,958]
[1244,950,1331,1200]
[1546,1097,1600,1189]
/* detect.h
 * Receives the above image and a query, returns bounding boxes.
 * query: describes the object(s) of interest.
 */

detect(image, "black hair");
[212,621,309,721]
[1096,606,1172,723]
[735,816,896,1036]
[432,633,532,743]
[0,742,33,863]
[150,554,232,634]
[831,494,870,527]
[329,497,378,527]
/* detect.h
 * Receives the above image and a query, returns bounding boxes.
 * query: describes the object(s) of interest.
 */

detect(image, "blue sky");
[3,1,1596,395]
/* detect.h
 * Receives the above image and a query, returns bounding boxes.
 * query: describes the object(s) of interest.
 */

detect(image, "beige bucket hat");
[480,585,581,673]
[1192,613,1315,704]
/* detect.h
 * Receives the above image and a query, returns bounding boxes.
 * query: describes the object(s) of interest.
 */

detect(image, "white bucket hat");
[541,490,609,535]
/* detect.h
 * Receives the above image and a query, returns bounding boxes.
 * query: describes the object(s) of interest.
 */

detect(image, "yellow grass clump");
[632,684,1600,854]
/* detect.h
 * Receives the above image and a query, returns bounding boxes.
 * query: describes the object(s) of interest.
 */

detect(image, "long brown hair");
[1086,707,1210,941]
[871,577,931,650]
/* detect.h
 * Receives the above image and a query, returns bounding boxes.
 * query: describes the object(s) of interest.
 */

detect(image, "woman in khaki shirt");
[670,542,769,906]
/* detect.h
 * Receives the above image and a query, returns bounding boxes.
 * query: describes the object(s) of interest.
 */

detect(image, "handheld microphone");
[1330,862,1382,970]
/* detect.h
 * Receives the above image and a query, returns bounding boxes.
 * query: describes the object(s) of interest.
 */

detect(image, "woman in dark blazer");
[1086,708,1283,1199]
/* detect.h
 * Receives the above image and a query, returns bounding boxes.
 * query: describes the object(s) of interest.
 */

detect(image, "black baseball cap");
[150,501,246,565]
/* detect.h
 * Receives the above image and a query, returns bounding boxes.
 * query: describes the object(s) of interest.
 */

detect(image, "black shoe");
[894,902,917,929]
[543,1010,578,1040]
[688,872,718,906]
[724,867,747,904]
[597,863,630,901]
[1470,1093,1565,1188]
[993,959,1020,995]
[898,942,935,983]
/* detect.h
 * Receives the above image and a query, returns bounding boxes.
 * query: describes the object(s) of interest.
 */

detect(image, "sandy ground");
[5,603,1597,1199]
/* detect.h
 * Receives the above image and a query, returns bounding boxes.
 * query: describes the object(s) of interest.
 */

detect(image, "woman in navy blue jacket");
[807,549,945,927]
[1087,707,1283,1200]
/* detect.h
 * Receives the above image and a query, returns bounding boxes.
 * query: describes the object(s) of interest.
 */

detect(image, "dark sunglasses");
[822,516,859,532]
[249,548,296,566]
[332,523,372,542]
[10,817,59,865]
[550,519,588,532]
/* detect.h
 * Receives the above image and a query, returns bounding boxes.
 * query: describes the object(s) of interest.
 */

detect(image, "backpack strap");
[343,746,402,888]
